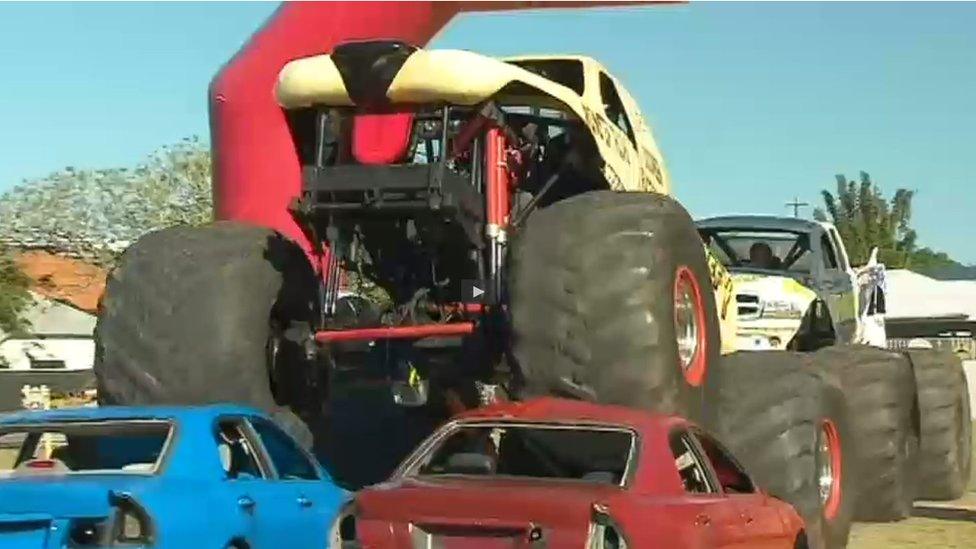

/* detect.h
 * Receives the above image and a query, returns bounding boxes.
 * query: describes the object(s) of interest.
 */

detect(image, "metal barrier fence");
[888,337,975,360]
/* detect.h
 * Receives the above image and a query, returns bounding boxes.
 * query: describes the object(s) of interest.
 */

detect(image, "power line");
[786,196,809,218]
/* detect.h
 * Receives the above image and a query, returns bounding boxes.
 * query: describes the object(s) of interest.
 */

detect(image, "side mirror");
[867,247,879,266]
[444,452,495,475]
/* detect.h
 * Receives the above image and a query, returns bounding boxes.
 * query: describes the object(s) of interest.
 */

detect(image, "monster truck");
[697,216,974,520]
[94,3,853,546]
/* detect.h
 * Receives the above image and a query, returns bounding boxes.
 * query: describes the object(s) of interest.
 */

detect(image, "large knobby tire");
[810,345,917,521]
[714,351,855,549]
[95,222,318,446]
[907,348,973,500]
[509,191,721,423]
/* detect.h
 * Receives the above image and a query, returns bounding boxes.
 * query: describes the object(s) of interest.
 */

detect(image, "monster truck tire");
[714,351,854,549]
[810,345,917,521]
[95,222,319,447]
[509,191,721,423]
[906,348,973,500]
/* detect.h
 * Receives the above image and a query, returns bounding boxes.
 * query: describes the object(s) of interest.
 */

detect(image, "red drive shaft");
[485,127,511,236]
[315,322,475,343]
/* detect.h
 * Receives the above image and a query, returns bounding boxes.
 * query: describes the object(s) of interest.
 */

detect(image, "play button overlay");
[462,279,489,303]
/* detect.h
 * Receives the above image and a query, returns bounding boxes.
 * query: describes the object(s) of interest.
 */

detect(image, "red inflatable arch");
[209,1,663,267]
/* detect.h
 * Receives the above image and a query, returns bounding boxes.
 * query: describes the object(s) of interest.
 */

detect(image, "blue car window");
[1,421,171,474]
[249,419,319,481]
[216,420,265,480]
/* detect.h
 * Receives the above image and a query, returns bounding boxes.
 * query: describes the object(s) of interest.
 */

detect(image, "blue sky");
[0,2,973,263]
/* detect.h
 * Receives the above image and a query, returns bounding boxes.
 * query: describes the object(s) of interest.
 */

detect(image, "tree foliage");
[0,243,31,336]
[0,137,213,332]
[813,171,960,273]
[0,137,213,266]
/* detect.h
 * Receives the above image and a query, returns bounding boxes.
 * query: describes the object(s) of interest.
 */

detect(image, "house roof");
[8,292,96,338]
[14,251,107,313]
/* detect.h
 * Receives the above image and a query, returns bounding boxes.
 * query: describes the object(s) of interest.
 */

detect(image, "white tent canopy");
[884,269,976,321]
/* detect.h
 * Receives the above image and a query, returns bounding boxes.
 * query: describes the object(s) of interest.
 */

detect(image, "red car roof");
[456,397,689,434]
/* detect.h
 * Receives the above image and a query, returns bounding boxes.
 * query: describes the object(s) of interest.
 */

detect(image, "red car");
[331,398,806,548]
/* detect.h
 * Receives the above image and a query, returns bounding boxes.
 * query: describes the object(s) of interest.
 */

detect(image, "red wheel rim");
[819,419,843,520]
[674,266,707,387]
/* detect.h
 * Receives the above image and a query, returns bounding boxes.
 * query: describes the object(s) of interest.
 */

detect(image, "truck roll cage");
[288,97,603,341]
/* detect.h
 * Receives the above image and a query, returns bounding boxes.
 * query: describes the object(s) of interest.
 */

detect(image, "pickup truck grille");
[736,293,761,320]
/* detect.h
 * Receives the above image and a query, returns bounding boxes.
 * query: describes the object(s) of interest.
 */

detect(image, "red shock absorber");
[485,127,511,300]
[485,127,511,234]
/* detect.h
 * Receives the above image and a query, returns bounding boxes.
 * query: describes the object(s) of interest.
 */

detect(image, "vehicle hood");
[0,474,152,518]
[355,476,622,545]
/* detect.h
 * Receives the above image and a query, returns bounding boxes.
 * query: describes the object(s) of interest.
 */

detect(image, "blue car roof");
[0,404,264,426]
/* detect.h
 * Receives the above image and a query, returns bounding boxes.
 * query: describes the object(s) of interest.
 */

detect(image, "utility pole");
[786,196,809,218]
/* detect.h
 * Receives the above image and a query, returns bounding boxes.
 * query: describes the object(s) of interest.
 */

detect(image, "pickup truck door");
[818,231,856,341]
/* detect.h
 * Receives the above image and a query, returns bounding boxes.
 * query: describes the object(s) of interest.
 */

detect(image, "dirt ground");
[850,515,976,548]
[851,422,976,548]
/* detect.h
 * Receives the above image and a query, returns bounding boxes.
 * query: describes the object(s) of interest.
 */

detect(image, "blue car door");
[245,416,344,548]
[213,418,277,547]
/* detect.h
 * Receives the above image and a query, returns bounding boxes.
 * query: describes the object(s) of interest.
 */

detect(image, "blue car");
[0,404,349,548]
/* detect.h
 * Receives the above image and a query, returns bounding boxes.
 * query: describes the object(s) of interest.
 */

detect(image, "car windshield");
[699,228,812,273]
[0,420,172,476]
[413,423,634,486]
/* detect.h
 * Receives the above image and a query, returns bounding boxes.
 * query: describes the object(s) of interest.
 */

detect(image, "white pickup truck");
[696,215,887,351]
[698,214,972,523]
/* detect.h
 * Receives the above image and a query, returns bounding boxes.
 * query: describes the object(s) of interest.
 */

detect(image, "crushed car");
[0,404,348,548]
[333,398,808,548]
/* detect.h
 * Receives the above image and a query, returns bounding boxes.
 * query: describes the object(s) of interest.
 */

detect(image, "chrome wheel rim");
[818,423,838,509]
[674,274,700,371]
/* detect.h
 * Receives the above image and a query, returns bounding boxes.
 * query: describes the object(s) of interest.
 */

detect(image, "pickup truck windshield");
[415,423,634,486]
[700,228,813,273]
[0,420,172,476]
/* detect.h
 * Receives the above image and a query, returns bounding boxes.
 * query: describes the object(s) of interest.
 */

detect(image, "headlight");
[762,299,802,319]
[328,501,358,548]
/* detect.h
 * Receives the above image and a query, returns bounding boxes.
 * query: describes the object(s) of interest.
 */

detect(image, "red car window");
[694,431,755,494]
[668,431,716,495]
[415,424,634,485]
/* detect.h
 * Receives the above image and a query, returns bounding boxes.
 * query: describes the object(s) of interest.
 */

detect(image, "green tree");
[0,137,213,267]
[132,136,213,228]
[813,171,959,272]
[0,244,31,337]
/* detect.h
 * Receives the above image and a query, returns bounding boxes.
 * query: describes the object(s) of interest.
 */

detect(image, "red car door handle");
[740,512,754,524]
[695,513,711,526]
